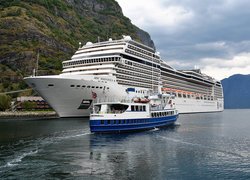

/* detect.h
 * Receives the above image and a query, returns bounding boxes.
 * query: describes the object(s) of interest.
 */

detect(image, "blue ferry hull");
[90,115,178,133]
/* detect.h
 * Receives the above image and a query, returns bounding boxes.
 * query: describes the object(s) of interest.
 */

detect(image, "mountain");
[0,0,155,93]
[221,74,250,109]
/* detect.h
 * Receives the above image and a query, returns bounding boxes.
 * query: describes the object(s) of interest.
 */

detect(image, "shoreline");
[0,111,58,119]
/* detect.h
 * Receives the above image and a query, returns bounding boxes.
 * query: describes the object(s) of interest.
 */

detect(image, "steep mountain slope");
[0,0,155,92]
[222,74,250,109]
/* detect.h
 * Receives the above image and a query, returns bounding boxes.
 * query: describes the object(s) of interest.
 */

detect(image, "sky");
[116,0,250,80]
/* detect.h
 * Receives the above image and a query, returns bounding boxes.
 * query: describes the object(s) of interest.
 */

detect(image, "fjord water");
[0,110,249,179]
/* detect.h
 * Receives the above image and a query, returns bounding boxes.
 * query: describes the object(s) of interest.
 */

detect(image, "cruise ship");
[24,36,224,117]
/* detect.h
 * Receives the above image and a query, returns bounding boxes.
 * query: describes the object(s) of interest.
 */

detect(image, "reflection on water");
[0,110,250,179]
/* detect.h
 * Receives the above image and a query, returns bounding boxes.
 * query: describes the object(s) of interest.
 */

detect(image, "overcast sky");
[116,0,250,80]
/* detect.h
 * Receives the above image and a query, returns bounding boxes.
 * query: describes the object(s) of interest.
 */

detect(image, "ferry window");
[135,106,139,111]
[113,120,116,124]
[107,120,110,124]
[107,87,109,89]
[127,120,129,124]
[82,85,86,88]
[187,94,190,98]
[70,85,75,87]
[87,86,90,88]
[118,120,121,124]
[131,106,135,111]
[48,84,54,87]
[100,87,103,89]
[143,106,146,111]
[101,120,104,124]
[178,93,182,98]
[91,86,95,88]
[123,120,125,124]
[77,85,80,87]
[183,94,186,98]
[96,86,99,88]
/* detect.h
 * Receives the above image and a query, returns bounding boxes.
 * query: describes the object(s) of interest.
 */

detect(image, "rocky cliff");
[0,0,155,92]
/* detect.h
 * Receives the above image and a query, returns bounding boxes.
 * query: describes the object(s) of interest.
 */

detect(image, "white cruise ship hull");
[25,75,223,117]
[24,75,127,117]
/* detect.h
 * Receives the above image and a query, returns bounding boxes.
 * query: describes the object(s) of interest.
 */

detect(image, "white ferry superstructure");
[24,36,224,117]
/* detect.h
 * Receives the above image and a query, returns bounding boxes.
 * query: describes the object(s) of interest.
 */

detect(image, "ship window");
[107,120,110,124]
[183,94,186,98]
[101,120,104,124]
[87,86,90,88]
[135,106,139,111]
[48,84,54,87]
[70,85,75,87]
[131,106,135,111]
[123,120,125,124]
[100,87,103,89]
[77,85,80,87]
[91,86,95,88]
[82,85,86,88]
[143,106,146,111]
[96,86,99,88]
[118,120,121,124]
[113,120,116,124]
[178,93,182,98]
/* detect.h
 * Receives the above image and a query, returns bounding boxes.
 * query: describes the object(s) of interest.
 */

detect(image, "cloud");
[200,52,250,80]
[116,0,250,80]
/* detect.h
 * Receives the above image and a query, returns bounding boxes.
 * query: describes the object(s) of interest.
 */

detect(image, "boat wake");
[0,130,91,169]
[156,135,246,158]
[3,149,38,168]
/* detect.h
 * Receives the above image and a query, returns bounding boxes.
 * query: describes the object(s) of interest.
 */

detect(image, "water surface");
[0,109,249,179]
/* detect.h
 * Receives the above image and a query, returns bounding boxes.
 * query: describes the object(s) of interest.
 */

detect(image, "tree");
[23,101,36,110]
[0,94,11,111]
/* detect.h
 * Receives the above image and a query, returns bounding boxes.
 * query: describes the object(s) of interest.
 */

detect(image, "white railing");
[94,97,133,104]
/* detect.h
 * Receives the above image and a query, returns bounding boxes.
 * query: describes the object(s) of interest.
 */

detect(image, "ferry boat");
[89,94,178,133]
[24,36,224,117]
